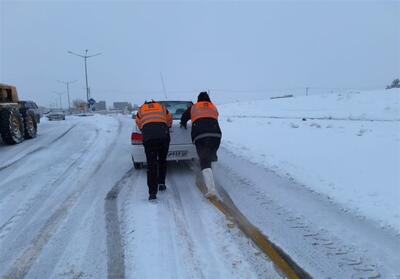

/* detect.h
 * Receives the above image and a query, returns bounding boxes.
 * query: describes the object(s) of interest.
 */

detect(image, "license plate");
[168,150,188,157]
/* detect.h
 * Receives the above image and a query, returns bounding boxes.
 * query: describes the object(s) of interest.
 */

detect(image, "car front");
[47,110,65,121]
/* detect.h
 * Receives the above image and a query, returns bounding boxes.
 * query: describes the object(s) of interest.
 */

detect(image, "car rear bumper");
[131,143,197,163]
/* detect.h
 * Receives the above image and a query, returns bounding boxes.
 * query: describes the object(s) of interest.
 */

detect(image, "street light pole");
[57,80,76,112]
[84,51,89,100]
[67,49,101,107]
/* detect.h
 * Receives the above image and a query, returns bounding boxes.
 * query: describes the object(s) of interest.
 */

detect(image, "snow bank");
[219,89,400,233]
[220,88,400,121]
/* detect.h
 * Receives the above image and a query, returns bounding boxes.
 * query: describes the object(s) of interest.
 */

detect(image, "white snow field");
[217,88,400,278]
[0,115,280,279]
[0,89,399,279]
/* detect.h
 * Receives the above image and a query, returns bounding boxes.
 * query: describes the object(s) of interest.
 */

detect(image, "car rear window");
[159,101,193,120]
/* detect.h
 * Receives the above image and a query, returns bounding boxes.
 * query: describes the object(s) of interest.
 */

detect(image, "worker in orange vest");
[136,101,173,201]
[180,92,222,197]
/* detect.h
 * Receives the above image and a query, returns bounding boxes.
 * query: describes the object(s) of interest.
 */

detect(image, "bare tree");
[386,78,400,89]
[73,99,86,110]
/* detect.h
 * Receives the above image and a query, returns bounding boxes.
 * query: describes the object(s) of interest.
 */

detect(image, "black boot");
[148,194,157,200]
[158,184,167,191]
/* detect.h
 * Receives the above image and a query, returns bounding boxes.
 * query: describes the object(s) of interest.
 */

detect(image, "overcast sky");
[0,0,399,107]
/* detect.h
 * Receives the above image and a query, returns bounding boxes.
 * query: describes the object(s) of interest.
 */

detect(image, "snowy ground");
[0,89,399,279]
[0,115,280,279]
[217,88,400,278]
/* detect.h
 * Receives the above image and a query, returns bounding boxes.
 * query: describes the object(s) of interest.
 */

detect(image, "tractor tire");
[0,108,25,144]
[21,109,37,139]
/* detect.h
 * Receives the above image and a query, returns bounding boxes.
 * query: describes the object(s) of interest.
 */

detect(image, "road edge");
[195,173,312,279]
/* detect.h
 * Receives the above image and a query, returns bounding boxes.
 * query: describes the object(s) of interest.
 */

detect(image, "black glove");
[180,122,187,129]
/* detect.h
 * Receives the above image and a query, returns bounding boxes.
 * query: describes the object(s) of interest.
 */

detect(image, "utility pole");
[68,49,101,108]
[57,80,76,112]
[53,91,64,109]
[306,87,309,96]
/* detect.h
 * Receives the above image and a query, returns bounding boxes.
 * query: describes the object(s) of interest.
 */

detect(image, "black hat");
[197,91,211,102]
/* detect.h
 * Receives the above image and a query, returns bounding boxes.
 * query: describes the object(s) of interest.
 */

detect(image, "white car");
[47,110,66,121]
[131,100,197,169]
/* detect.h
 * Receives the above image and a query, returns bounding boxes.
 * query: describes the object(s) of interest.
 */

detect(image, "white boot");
[202,168,217,198]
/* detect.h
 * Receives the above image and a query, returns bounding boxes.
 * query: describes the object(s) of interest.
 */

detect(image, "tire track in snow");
[2,119,122,279]
[166,170,207,278]
[104,168,135,279]
[170,162,278,278]
[120,165,206,278]
[186,161,309,279]
[0,124,94,204]
[0,128,99,238]
[0,123,77,172]
[211,180,310,279]
[213,155,388,278]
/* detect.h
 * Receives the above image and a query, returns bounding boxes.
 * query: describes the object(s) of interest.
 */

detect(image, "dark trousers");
[195,137,221,170]
[143,138,170,195]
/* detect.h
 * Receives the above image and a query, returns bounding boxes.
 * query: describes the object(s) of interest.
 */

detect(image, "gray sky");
[1,0,399,107]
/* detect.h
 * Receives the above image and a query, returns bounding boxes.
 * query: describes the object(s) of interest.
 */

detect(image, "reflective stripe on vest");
[138,103,168,129]
[190,101,219,122]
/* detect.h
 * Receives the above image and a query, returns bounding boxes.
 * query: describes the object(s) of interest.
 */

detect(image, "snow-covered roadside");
[220,88,400,121]
[219,89,400,233]
[214,149,400,278]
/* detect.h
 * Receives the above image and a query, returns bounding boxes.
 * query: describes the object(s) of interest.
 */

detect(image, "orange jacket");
[190,101,219,122]
[136,102,172,130]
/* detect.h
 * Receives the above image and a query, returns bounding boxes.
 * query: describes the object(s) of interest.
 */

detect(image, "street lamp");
[67,49,101,107]
[57,80,76,112]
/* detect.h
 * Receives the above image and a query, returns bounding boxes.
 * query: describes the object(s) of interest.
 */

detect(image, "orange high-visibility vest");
[136,102,171,129]
[190,101,219,122]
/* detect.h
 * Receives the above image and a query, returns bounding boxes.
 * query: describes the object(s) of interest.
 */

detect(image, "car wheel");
[132,155,142,169]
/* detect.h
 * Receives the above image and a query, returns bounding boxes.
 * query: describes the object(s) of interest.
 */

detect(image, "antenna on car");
[160,72,168,100]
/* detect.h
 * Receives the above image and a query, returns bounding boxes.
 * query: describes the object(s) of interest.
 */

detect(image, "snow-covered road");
[0,115,280,279]
[1,112,399,279]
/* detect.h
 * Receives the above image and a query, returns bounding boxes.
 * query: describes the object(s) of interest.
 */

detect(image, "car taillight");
[131,132,143,145]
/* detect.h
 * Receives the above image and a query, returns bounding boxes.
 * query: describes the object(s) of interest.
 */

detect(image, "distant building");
[94,101,106,111]
[113,102,130,111]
